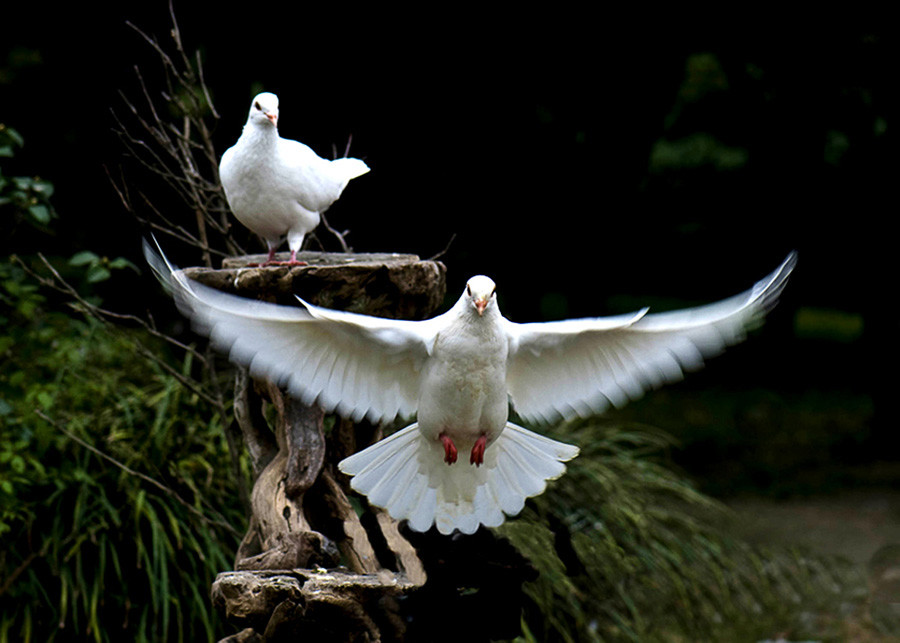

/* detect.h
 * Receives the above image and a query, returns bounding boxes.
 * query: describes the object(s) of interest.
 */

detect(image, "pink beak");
[265,112,277,125]
[474,299,487,316]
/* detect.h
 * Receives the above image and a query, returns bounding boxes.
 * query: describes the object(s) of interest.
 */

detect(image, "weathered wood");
[185,251,446,316]
[233,369,277,477]
[211,569,418,642]
[193,252,446,642]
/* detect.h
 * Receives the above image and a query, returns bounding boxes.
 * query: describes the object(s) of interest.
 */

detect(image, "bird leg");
[255,248,309,267]
[470,435,487,467]
[439,433,458,465]
[284,249,308,266]
[268,249,309,267]
[247,246,279,268]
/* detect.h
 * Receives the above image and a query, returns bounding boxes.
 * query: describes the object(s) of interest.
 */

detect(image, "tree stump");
[187,251,446,642]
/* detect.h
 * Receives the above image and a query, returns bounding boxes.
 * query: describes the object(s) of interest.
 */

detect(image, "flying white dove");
[219,92,370,266]
[145,242,796,535]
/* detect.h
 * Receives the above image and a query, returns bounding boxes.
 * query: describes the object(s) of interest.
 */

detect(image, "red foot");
[440,433,458,465]
[470,435,487,466]
[248,247,280,267]
[276,250,307,266]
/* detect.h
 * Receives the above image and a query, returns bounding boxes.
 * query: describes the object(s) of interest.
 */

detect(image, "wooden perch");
[185,250,446,314]
[190,251,446,642]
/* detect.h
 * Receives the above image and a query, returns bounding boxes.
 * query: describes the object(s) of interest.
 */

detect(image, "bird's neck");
[240,122,278,151]
[453,303,502,337]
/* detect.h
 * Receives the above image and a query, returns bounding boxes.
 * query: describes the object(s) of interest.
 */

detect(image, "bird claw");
[440,433,458,465]
[470,435,487,467]
[269,250,308,267]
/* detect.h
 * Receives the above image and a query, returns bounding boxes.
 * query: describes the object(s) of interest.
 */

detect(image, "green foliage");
[0,129,245,641]
[0,264,246,641]
[503,421,871,642]
[0,124,57,231]
[0,279,245,641]
[68,250,140,285]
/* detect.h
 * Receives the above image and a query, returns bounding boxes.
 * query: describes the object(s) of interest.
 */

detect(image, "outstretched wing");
[144,241,438,423]
[504,253,797,425]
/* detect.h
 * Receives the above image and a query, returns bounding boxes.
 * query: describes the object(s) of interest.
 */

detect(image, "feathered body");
[336,278,579,534]
[417,288,509,451]
[219,92,369,263]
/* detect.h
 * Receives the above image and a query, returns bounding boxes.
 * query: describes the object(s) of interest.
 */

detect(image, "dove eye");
[466,284,472,296]
[254,101,262,110]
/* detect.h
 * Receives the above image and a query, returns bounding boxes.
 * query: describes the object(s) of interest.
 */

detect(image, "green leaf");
[11,176,33,190]
[36,391,54,409]
[28,204,51,224]
[31,179,54,198]
[10,455,26,474]
[85,264,111,284]
[108,257,140,273]
[3,127,24,147]
[69,251,99,267]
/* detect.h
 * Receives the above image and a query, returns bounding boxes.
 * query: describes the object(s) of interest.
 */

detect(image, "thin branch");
[428,232,457,261]
[16,254,227,408]
[343,133,354,159]
[0,542,50,598]
[318,212,353,253]
[114,6,239,261]
[22,253,208,366]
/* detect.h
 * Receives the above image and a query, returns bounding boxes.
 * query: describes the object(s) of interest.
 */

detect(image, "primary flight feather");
[219,92,370,265]
[145,242,796,535]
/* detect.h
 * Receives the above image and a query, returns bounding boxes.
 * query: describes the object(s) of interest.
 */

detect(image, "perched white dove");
[219,92,370,265]
[145,242,796,535]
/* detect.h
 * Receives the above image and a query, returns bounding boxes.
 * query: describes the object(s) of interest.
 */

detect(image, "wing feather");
[505,252,796,424]
[144,240,436,423]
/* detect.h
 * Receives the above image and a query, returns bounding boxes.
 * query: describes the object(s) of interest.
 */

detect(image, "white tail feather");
[330,157,370,183]
[338,422,579,535]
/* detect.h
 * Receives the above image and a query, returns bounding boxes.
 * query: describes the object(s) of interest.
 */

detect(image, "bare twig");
[428,233,457,261]
[318,212,353,253]
[0,542,50,598]
[111,0,242,263]
[15,254,226,410]
[21,253,207,366]
[314,134,364,253]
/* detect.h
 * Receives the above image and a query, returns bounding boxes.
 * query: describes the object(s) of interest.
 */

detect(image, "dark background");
[2,6,891,493]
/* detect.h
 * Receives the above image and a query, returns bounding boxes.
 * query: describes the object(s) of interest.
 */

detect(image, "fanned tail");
[330,157,370,183]
[338,422,579,535]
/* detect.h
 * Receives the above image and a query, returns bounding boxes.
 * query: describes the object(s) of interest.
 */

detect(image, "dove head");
[248,92,279,128]
[465,275,496,317]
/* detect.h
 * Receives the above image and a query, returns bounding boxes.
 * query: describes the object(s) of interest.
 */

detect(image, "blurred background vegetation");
[1,4,894,641]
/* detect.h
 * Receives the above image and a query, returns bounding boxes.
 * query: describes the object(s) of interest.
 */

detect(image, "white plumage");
[145,242,796,534]
[219,92,370,265]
